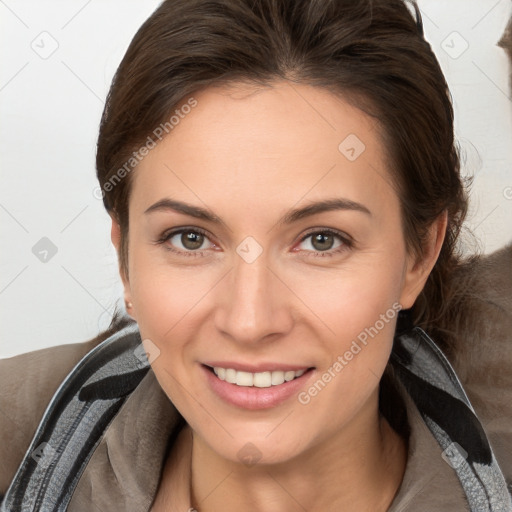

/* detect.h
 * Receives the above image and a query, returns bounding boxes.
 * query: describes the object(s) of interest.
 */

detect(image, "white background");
[1,0,511,358]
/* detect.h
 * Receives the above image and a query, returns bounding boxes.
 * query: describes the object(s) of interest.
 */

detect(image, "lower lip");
[202,364,315,410]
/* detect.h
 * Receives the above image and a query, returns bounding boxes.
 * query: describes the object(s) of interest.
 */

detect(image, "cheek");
[128,257,203,413]
[127,223,210,310]
[287,252,404,341]
[290,267,403,437]
[284,251,405,405]
[130,264,206,343]
[127,239,184,342]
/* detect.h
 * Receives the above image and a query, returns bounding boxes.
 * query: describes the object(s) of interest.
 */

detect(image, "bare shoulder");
[0,334,103,496]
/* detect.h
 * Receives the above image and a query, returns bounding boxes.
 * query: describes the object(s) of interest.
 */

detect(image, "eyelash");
[155,227,354,259]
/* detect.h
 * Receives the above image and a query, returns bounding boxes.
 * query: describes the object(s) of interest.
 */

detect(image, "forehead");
[130,81,397,220]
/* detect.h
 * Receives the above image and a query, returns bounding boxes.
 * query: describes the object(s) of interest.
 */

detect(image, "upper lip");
[202,361,314,373]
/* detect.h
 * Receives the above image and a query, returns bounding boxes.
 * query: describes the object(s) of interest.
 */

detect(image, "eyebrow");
[144,197,372,225]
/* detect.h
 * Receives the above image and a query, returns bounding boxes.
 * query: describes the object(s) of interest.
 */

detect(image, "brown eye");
[310,232,336,251]
[180,231,205,250]
[157,227,214,257]
[296,229,352,258]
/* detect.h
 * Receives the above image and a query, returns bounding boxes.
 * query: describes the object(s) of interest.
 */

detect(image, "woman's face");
[115,81,435,465]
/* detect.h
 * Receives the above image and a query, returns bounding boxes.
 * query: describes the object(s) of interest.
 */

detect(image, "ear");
[399,210,448,310]
[110,214,135,318]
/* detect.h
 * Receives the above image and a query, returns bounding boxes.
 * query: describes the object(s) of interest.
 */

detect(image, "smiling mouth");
[203,364,315,388]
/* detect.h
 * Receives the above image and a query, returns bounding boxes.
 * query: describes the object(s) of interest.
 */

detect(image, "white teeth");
[253,371,271,388]
[284,371,295,382]
[271,371,285,386]
[235,371,253,386]
[225,368,237,383]
[213,367,308,387]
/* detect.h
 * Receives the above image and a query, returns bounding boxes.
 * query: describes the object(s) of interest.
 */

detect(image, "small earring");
[126,301,133,309]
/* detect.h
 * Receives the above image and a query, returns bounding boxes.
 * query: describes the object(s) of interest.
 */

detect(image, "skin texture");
[111,81,447,511]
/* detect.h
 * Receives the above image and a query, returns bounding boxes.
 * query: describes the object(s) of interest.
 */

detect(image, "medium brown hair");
[96,0,473,357]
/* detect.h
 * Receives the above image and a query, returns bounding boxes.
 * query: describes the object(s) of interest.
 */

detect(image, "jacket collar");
[72,364,468,512]
[69,326,512,511]
[3,324,511,511]
[69,368,183,510]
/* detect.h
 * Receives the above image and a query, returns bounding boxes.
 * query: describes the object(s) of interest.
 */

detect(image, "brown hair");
[96,0,473,357]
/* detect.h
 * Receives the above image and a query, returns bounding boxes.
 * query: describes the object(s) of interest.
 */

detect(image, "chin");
[204,430,308,467]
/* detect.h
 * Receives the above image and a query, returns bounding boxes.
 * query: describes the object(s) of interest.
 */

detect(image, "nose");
[213,247,293,346]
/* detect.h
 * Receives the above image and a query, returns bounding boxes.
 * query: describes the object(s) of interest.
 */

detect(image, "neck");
[189,392,407,512]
